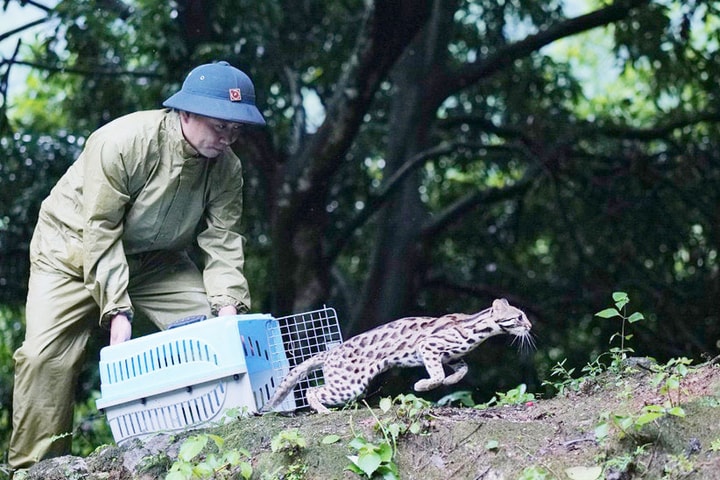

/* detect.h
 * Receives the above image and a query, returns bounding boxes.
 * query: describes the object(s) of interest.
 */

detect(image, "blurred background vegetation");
[2,0,720,458]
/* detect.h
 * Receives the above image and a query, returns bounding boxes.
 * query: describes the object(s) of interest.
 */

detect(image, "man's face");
[180,112,244,158]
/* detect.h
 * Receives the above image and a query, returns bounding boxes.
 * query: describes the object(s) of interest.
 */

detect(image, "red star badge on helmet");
[229,88,242,102]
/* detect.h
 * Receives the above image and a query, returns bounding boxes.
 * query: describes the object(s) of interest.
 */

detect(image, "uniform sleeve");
[197,157,251,314]
[81,136,134,327]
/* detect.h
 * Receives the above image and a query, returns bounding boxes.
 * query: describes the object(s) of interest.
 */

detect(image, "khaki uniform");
[9,109,251,468]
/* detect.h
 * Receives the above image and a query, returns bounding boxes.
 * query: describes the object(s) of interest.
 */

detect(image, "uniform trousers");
[9,250,212,468]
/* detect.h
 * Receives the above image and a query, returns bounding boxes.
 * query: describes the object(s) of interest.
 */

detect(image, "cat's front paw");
[414,378,442,391]
[442,372,464,385]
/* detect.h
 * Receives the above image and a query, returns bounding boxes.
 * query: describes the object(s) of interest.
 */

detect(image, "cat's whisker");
[519,333,537,355]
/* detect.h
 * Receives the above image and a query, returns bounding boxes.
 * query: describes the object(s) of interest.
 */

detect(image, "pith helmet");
[163,61,265,125]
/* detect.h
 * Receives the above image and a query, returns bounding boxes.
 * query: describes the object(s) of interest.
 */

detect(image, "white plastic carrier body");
[95,313,293,444]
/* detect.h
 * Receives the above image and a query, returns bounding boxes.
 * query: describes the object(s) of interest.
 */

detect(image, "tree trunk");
[353,1,453,333]
[267,1,434,316]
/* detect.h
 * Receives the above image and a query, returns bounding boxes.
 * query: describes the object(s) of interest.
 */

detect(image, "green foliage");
[345,394,430,479]
[594,400,687,446]
[650,357,693,408]
[270,428,307,457]
[541,291,695,476]
[376,394,432,439]
[321,434,341,445]
[0,307,24,455]
[484,439,500,451]
[71,391,114,457]
[436,390,476,407]
[0,134,79,303]
[564,465,602,480]
[544,292,650,398]
[265,429,309,480]
[709,439,720,452]
[594,356,689,447]
[597,444,649,479]
[165,434,253,480]
[663,453,695,478]
[474,384,536,410]
[594,292,645,371]
[345,436,398,480]
[517,465,554,480]
[438,384,535,410]
[543,358,587,396]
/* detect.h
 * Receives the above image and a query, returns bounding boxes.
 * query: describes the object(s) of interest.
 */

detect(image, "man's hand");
[110,313,132,345]
[217,305,237,316]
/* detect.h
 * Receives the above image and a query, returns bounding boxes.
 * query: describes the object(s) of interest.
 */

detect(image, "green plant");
[474,383,535,409]
[377,393,431,438]
[595,291,645,371]
[221,406,251,423]
[595,399,686,445]
[166,433,253,480]
[264,429,309,480]
[543,356,608,397]
[517,465,554,479]
[598,444,648,478]
[345,394,431,479]
[595,357,690,447]
[484,439,500,451]
[663,453,695,478]
[544,292,647,399]
[262,462,309,480]
[436,390,476,407]
[346,435,398,480]
[270,428,307,457]
[650,357,692,408]
[137,450,174,476]
[542,359,580,395]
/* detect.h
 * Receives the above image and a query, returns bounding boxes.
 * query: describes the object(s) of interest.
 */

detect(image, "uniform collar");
[167,109,204,159]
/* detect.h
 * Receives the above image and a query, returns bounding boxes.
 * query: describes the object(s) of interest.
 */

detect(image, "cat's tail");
[259,351,328,413]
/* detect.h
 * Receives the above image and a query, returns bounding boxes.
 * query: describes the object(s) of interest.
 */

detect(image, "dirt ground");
[6,359,720,479]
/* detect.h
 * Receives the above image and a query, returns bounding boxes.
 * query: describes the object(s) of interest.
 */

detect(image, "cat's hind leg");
[306,387,332,414]
[306,374,369,413]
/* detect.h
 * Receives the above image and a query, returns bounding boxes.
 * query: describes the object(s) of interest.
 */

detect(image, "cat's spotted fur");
[262,298,532,413]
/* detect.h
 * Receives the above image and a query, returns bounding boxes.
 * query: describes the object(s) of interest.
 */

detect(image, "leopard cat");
[262,298,532,414]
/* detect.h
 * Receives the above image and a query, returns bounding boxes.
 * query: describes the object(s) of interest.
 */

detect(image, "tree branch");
[437,115,528,141]
[278,1,433,222]
[9,0,54,13]
[283,65,306,158]
[597,111,720,140]
[445,0,650,94]
[0,18,47,43]
[0,59,161,79]
[326,140,489,262]
[420,166,539,239]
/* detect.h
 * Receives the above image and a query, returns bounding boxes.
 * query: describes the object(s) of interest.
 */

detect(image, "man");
[9,60,264,468]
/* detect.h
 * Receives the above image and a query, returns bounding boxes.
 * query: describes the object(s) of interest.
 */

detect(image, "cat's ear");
[492,298,510,311]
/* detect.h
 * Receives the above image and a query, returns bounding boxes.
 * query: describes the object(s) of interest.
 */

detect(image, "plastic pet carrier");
[96,307,342,444]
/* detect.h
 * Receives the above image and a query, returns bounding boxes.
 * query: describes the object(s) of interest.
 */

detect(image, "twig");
[454,424,484,447]
[474,466,491,479]
[562,436,596,447]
